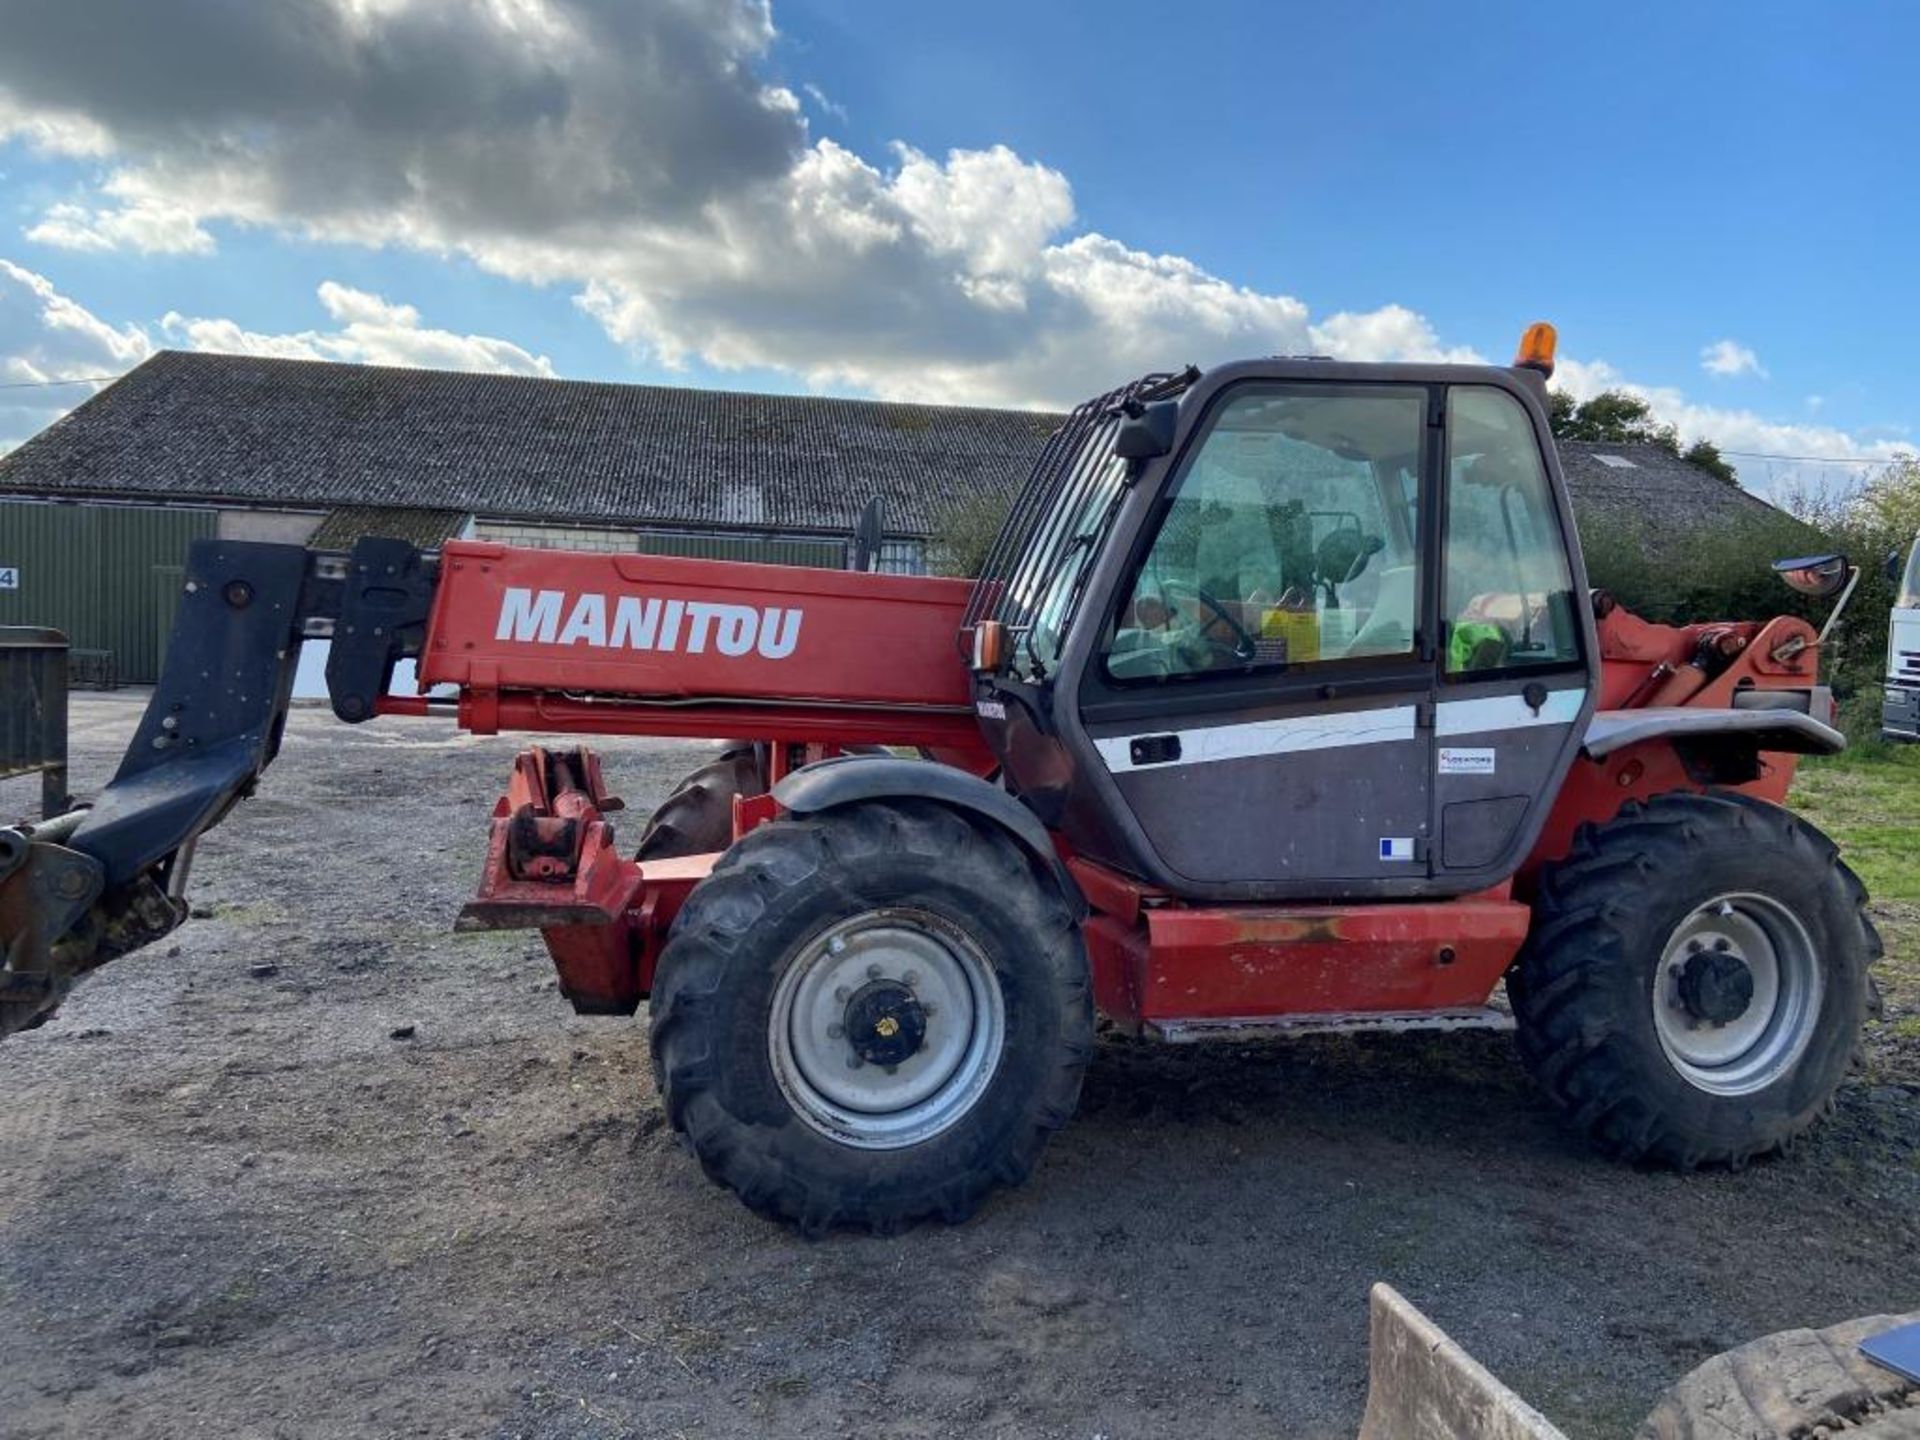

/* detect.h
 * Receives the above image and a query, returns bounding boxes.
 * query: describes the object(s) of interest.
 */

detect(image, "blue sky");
[781,1,1907,416]
[1,0,1914,495]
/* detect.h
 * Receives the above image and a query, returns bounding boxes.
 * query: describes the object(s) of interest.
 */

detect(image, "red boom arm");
[391,541,990,753]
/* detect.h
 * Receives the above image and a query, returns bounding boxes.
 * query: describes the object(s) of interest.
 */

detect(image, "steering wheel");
[1123,579,1259,672]
[1193,587,1258,663]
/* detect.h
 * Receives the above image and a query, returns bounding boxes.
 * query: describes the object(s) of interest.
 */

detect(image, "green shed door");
[153,564,184,678]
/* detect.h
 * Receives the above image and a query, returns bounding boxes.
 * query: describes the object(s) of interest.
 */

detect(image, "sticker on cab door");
[1437,747,1497,776]
[1378,837,1414,862]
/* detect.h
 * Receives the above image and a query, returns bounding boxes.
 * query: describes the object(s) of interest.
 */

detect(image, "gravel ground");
[3,692,1918,1440]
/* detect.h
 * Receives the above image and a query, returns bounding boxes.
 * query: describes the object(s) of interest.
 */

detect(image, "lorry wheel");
[635,743,764,861]
[649,798,1092,1234]
[1510,790,1879,1169]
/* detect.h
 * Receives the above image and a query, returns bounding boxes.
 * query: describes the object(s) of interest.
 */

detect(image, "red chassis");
[407,541,1824,1036]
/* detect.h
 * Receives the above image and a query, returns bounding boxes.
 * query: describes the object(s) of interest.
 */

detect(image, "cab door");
[1073,381,1440,897]
[1429,385,1594,882]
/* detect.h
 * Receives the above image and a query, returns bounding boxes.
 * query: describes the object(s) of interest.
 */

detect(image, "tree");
[1854,455,1920,540]
[1682,438,1739,486]
[1548,389,1679,449]
[928,486,1016,576]
[1547,388,1740,486]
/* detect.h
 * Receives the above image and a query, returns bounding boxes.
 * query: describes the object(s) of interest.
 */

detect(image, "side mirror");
[1114,399,1179,461]
[1772,553,1851,598]
[850,495,886,573]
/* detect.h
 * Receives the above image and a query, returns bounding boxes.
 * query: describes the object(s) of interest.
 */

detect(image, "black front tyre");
[634,743,765,861]
[1511,790,1880,1168]
[649,799,1093,1234]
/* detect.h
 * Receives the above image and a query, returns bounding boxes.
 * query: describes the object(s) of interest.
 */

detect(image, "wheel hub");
[844,979,927,1067]
[1653,893,1823,1097]
[1675,947,1756,1027]
[768,908,1006,1150]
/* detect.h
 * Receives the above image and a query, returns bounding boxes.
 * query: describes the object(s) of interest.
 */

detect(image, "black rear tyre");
[1511,790,1878,1169]
[635,743,764,861]
[649,799,1092,1234]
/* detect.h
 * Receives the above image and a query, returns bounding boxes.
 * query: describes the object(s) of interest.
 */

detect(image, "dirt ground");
[3,693,1918,1440]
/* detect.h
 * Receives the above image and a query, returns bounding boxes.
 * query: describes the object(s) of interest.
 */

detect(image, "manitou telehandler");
[0,325,1881,1233]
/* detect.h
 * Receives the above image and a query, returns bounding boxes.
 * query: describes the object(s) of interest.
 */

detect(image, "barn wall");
[0,500,218,684]
[468,518,849,569]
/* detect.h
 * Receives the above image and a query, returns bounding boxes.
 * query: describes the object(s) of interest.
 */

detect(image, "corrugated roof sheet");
[1553,443,1805,551]
[0,353,1798,551]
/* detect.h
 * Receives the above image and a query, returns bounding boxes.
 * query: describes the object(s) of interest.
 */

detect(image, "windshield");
[1900,536,1920,609]
[1104,387,1424,680]
[964,369,1193,680]
[1020,454,1127,675]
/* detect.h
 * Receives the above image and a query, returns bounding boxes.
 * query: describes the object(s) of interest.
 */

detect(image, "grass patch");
[1790,745,1920,901]
[1791,744,1920,1082]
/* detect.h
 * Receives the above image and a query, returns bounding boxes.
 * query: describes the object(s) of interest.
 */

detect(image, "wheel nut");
[834,985,850,1002]
[827,1023,845,1040]
[884,1064,898,1076]
[846,1055,863,1070]
[1687,939,1704,954]
[867,964,883,981]
[902,970,919,987]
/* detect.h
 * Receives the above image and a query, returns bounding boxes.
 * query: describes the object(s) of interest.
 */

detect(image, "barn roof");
[0,351,1796,547]
[1551,441,1795,542]
[0,351,1058,538]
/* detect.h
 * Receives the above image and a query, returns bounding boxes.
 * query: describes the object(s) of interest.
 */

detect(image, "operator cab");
[963,326,1599,902]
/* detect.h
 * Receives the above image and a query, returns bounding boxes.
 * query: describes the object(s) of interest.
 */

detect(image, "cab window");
[1443,387,1582,675]
[1104,385,1426,681]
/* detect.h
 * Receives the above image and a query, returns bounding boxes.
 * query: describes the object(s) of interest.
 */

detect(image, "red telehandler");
[0,325,1881,1233]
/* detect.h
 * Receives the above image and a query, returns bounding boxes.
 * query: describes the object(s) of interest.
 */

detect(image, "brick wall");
[469,521,638,553]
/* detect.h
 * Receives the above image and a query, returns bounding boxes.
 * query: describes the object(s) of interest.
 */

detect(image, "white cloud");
[26,197,215,255]
[0,259,151,448]
[2,0,801,250]
[890,144,1075,283]
[162,281,555,376]
[801,83,846,123]
[1308,304,1483,365]
[0,264,552,448]
[0,0,1492,410]
[1554,354,1907,494]
[1700,338,1766,379]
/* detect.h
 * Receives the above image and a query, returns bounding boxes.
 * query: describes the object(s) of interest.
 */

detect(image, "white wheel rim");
[769,907,1005,1150]
[1652,891,1823,1097]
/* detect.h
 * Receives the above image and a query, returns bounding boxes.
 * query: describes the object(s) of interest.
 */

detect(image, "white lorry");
[1886,535,1920,741]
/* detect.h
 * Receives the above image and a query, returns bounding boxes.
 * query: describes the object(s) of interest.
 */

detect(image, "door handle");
[1129,733,1182,766]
